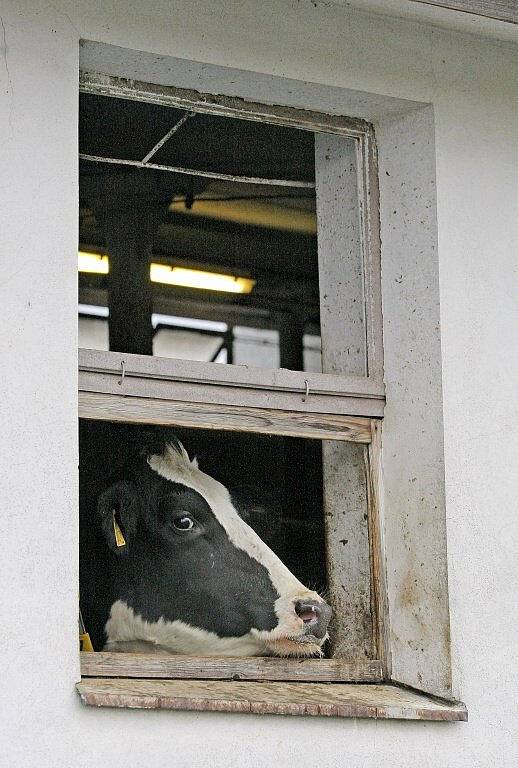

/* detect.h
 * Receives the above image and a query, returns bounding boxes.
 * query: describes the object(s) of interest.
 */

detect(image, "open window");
[77,72,465,721]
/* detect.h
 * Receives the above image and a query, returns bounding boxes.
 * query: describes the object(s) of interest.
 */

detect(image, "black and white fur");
[89,436,331,657]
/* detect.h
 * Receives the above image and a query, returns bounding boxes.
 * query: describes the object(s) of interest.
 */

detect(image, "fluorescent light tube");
[78,251,109,274]
[79,252,255,294]
[150,264,255,294]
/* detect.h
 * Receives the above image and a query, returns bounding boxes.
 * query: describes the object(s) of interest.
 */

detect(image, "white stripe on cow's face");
[146,442,326,646]
[148,443,312,600]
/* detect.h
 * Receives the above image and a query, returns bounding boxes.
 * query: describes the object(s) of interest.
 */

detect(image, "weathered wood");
[78,348,385,418]
[79,72,370,138]
[81,176,164,356]
[315,139,377,659]
[80,652,382,683]
[366,420,391,676]
[323,441,374,659]
[78,391,373,443]
[409,0,517,24]
[79,368,384,419]
[77,678,467,720]
[78,348,385,400]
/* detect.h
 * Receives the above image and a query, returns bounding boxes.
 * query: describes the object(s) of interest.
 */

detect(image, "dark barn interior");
[79,92,321,369]
[78,92,328,653]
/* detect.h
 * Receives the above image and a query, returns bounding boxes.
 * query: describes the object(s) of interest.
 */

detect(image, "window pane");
[315,134,367,376]
[303,333,322,373]
[233,326,280,369]
[79,93,370,378]
[79,93,318,372]
[153,328,224,362]
[78,315,109,351]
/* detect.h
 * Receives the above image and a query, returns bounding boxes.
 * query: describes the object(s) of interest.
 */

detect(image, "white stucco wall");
[1,2,517,766]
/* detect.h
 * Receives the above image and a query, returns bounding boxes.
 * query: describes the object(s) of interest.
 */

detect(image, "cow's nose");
[294,599,332,639]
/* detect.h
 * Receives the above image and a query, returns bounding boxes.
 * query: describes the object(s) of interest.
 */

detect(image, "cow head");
[97,436,331,657]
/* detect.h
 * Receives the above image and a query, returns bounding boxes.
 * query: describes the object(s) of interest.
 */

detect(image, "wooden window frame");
[77,73,466,721]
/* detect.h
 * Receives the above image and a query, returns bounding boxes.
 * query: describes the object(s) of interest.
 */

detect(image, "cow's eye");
[172,514,196,532]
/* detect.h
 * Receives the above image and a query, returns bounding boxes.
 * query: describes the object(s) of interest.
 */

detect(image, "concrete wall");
[1,1,517,766]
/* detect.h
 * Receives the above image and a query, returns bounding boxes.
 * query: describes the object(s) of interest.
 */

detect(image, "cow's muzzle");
[294,598,332,640]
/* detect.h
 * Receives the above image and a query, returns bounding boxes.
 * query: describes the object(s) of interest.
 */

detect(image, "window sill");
[76,678,467,721]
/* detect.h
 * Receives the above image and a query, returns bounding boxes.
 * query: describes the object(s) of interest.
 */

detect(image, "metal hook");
[118,360,126,386]
[302,379,310,402]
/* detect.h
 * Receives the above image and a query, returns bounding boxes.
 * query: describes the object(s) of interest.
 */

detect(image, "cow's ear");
[97,482,140,555]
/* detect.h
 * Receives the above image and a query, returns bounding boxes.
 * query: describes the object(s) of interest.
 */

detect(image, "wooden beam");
[78,348,385,401]
[80,652,382,683]
[77,678,468,720]
[409,0,517,24]
[323,442,374,659]
[80,211,319,282]
[78,391,373,443]
[366,420,392,676]
[79,371,383,419]
[279,314,305,372]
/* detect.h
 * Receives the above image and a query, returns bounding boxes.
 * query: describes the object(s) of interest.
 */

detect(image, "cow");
[82,432,332,657]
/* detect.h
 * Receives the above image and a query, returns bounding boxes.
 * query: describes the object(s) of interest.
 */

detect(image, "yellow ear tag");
[112,511,126,547]
[79,632,94,652]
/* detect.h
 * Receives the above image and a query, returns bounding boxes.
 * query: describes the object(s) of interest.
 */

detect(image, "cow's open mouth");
[295,606,319,626]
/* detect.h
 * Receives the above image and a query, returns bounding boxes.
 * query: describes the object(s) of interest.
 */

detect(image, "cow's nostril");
[294,599,332,639]
[295,600,321,626]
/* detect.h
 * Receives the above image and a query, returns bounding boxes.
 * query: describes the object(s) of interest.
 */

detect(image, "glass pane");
[233,326,280,369]
[315,133,367,376]
[303,333,322,373]
[153,328,224,362]
[79,92,367,375]
[78,314,109,351]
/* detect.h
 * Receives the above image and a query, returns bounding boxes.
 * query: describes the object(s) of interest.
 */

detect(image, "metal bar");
[209,341,226,363]
[79,153,315,189]
[224,328,234,365]
[141,112,194,163]
[153,323,225,339]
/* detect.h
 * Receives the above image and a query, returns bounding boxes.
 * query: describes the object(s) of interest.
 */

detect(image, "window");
[76,72,465,721]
